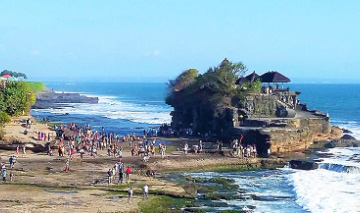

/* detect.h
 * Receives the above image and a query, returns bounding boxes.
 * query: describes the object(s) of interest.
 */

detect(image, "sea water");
[31,82,360,212]
[31,82,172,136]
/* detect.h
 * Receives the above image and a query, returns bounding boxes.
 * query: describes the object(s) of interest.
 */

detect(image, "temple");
[229,71,334,155]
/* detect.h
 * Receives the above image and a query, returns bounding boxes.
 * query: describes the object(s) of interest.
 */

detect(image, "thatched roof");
[235,77,250,85]
[245,71,260,83]
[260,71,290,83]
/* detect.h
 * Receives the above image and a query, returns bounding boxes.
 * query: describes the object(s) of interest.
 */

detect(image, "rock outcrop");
[32,89,98,109]
[288,160,318,170]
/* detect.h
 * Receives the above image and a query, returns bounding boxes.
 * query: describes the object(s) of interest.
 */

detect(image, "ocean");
[31,82,360,213]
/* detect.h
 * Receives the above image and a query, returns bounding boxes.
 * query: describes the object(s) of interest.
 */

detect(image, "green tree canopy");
[0,82,34,116]
[166,58,253,133]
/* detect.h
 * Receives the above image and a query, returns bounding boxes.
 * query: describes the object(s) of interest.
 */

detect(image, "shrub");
[0,112,11,124]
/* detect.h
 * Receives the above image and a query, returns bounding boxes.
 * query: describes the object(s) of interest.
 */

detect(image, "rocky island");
[32,89,99,109]
[166,58,342,155]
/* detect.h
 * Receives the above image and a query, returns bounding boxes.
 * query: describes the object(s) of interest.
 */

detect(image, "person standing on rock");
[128,187,133,203]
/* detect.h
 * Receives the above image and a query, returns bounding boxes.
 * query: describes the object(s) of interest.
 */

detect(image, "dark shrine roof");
[245,71,260,82]
[235,77,250,85]
[260,71,291,83]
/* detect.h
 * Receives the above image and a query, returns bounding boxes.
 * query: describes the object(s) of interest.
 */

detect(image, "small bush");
[0,112,10,124]
[0,128,5,140]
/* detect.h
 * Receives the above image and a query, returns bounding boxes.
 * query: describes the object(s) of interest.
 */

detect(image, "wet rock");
[288,160,318,170]
[342,129,353,134]
[342,134,356,140]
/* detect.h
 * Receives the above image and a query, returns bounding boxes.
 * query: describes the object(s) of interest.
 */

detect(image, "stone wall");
[228,116,342,155]
[263,117,335,153]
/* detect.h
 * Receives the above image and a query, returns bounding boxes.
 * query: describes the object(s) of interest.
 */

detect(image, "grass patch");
[166,145,178,153]
[139,196,194,213]
[26,82,46,94]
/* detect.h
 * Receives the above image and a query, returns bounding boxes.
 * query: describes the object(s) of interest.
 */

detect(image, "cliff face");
[262,117,338,153]
[225,110,343,155]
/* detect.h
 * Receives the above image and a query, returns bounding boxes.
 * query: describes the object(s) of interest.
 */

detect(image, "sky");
[0,0,360,83]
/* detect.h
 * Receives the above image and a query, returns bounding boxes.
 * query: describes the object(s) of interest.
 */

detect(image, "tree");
[0,82,34,116]
[166,58,251,133]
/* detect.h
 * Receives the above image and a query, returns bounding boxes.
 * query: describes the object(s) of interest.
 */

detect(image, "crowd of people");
[230,136,258,158]
[1,155,16,183]
[0,119,261,209]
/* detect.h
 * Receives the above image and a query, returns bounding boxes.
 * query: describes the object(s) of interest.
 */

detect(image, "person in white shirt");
[143,184,149,200]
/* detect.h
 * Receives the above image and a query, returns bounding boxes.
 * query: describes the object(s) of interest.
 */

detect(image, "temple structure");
[229,71,336,155]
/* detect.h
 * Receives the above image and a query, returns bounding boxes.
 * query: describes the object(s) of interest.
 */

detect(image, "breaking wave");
[33,94,172,125]
[289,147,360,212]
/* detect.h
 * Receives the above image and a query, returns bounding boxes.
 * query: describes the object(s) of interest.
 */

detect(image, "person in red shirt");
[126,167,131,183]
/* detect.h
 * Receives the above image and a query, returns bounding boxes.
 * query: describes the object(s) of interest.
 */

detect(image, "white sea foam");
[289,147,360,213]
[332,119,360,139]
[35,94,172,125]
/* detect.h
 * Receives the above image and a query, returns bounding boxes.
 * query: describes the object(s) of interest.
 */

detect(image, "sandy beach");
[0,117,279,213]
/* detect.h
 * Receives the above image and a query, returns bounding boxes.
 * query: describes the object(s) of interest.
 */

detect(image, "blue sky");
[0,0,359,83]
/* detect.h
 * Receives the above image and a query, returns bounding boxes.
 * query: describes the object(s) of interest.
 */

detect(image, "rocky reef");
[32,89,98,109]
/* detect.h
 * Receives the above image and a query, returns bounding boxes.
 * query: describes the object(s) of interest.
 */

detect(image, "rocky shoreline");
[32,89,98,109]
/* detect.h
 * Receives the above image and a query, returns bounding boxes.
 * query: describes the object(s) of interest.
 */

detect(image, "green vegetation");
[25,82,46,94]
[139,196,195,213]
[166,58,262,134]
[0,81,35,116]
[0,112,11,125]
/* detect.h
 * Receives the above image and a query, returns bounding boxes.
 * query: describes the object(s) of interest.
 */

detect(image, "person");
[128,187,133,203]
[143,184,149,200]
[2,169,6,183]
[126,167,131,183]
[184,143,188,154]
[22,145,26,155]
[48,145,53,156]
[16,145,19,155]
[118,168,124,184]
[64,159,70,172]
[9,156,14,168]
[58,145,63,157]
[9,172,13,182]
[107,169,113,185]
[80,148,85,159]
[253,145,257,158]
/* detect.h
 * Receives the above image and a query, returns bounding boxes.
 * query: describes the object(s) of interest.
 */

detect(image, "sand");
[0,118,284,212]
